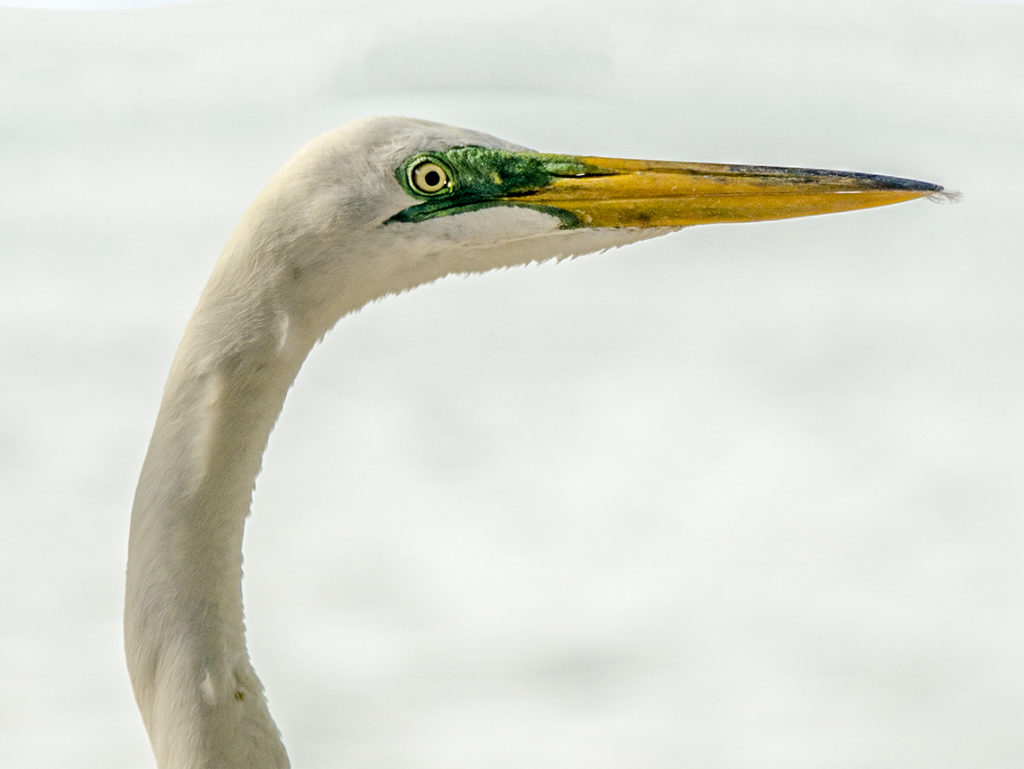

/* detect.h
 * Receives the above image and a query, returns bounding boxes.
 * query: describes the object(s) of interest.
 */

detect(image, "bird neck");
[125,252,321,769]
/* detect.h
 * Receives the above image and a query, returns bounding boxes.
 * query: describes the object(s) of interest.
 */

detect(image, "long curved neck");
[125,240,322,768]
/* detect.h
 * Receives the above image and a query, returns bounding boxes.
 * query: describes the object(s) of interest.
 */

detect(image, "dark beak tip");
[861,172,952,202]
[859,172,943,193]
[885,175,955,201]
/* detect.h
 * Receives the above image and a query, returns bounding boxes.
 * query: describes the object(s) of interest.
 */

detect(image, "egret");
[125,116,941,769]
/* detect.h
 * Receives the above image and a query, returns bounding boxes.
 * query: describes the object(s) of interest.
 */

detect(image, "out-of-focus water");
[1,2,1022,767]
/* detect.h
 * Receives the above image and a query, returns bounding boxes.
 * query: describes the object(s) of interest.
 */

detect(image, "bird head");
[222,117,940,334]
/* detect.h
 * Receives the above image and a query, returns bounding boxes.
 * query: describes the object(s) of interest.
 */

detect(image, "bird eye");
[408,160,451,195]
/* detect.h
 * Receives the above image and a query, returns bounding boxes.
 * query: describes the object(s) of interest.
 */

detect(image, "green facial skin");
[388,146,605,228]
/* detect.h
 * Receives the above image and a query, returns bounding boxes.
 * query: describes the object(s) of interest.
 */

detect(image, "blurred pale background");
[1,1,1021,767]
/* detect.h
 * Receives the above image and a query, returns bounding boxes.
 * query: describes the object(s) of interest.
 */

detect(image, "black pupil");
[423,169,441,188]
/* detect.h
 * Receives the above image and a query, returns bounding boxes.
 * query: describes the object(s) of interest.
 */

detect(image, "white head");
[210,115,941,342]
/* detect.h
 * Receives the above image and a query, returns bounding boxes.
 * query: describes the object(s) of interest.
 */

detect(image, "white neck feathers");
[125,221,323,769]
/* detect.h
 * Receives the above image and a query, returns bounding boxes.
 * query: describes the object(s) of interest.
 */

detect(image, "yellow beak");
[514,156,942,228]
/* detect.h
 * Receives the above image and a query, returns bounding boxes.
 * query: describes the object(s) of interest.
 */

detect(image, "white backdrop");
[1,1,1022,767]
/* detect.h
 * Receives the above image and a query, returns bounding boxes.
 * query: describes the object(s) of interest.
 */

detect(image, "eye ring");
[408,159,452,195]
